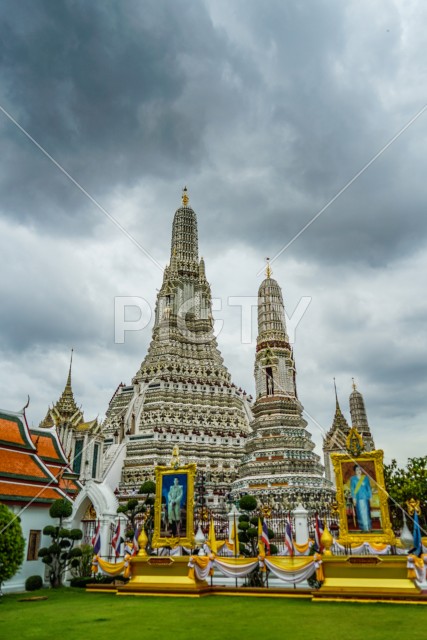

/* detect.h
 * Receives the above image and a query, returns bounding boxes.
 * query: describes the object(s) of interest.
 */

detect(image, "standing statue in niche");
[266,368,274,396]
[168,477,184,536]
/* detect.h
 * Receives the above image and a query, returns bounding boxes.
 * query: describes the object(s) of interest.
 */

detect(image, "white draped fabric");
[264,557,320,584]
[331,540,406,556]
[188,557,213,581]
[407,555,427,586]
[213,558,259,579]
[188,556,320,584]
[396,547,409,555]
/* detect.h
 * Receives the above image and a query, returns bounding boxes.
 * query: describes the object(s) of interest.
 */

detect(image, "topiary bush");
[239,495,257,512]
[25,575,43,591]
[39,498,84,588]
[70,576,95,588]
[0,503,25,589]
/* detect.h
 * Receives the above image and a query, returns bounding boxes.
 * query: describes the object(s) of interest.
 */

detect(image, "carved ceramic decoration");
[152,462,197,549]
[331,449,395,545]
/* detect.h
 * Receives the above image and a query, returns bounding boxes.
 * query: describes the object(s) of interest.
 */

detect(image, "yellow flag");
[231,516,240,557]
[207,517,217,554]
[257,517,265,555]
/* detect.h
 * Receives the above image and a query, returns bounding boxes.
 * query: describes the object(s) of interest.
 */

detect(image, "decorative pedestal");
[313,556,421,602]
[116,556,210,597]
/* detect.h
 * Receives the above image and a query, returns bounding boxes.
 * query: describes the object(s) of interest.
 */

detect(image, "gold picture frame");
[151,463,197,549]
[331,450,395,545]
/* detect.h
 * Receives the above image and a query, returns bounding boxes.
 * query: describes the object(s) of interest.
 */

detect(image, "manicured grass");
[0,588,425,640]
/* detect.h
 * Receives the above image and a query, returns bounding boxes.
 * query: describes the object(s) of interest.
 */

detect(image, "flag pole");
[233,513,238,589]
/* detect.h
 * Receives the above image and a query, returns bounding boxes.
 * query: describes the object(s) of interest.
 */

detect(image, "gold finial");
[320,525,333,556]
[170,444,181,468]
[352,377,357,391]
[182,186,189,207]
[266,257,272,278]
[406,498,421,515]
[346,426,364,456]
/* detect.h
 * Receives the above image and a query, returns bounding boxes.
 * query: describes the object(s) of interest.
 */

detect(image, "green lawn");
[0,588,425,640]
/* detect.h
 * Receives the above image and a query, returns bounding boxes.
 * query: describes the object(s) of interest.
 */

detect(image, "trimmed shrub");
[70,576,95,588]
[49,499,72,519]
[239,495,257,512]
[25,575,43,591]
[239,514,250,522]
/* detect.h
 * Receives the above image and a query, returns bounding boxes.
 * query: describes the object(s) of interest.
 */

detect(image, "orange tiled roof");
[0,480,65,503]
[0,448,55,484]
[30,430,68,464]
[0,412,35,451]
[46,464,81,495]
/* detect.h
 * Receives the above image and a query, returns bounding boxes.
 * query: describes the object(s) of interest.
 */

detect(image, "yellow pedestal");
[117,555,209,597]
[314,556,421,602]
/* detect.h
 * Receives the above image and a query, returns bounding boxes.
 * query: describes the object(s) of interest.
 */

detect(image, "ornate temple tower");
[323,380,375,486]
[105,189,252,506]
[323,383,350,485]
[233,263,332,505]
[39,352,104,483]
[349,380,375,451]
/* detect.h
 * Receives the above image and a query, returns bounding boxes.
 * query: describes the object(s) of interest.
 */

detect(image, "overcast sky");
[1,0,426,466]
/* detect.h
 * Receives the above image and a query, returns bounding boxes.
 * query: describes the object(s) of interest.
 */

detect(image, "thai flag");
[132,524,140,556]
[261,521,271,555]
[91,520,101,555]
[314,513,324,552]
[111,521,121,558]
[285,521,293,556]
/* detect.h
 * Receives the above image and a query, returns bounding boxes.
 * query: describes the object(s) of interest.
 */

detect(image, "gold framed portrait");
[331,450,395,545]
[151,463,196,549]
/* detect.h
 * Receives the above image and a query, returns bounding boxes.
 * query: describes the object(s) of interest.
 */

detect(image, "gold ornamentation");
[406,498,421,515]
[137,525,148,557]
[198,506,210,521]
[320,525,333,556]
[182,186,189,207]
[152,463,197,550]
[170,444,180,468]
[330,501,339,516]
[260,505,272,518]
[330,449,395,545]
[346,426,365,457]
[265,257,272,279]
[83,503,97,520]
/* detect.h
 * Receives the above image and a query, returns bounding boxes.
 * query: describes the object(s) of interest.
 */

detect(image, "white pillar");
[292,503,309,545]
[227,504,240,542]
[100,517,113,559]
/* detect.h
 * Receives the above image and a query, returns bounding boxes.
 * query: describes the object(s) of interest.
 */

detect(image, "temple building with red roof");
[0,406,81,593]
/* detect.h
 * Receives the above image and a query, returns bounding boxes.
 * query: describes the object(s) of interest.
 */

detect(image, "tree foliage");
[236,495,277,587]
[38,498,83,588]
[384,457,427,528]
[0,503,25,588]
[117,481,156,552]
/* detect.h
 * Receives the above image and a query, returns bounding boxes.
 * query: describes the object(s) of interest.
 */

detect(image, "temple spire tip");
[333,377,339,408]
[182,185,189,207]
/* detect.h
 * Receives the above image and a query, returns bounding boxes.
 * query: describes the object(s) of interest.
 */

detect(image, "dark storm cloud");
[0,0,256,234]
[1,0,425,267]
